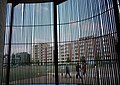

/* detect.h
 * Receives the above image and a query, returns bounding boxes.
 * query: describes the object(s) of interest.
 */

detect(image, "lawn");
[2,64,93,83]
[2,64,78,82]
[2,65,50,82]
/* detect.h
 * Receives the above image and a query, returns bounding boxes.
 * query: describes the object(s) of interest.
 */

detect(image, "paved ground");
[9,73,97,85]
[8,67,118,85]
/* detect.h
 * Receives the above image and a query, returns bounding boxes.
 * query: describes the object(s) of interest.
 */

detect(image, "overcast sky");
[4,0,116,54]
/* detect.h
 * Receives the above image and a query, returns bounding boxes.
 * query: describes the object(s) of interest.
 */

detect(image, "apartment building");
[32,35,117,65]
[59,35,117,64]
[47,46,54,63]
[11,52,31,65]
[59,43,71,63]
[32,43,54,65]
[102,35,117,60]
[59,36,95,64]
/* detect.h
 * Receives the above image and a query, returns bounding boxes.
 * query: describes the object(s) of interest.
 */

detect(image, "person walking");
[61,66,64,76]
[76,63,82,79]
[65,66,71,78]
[82,63,86,75]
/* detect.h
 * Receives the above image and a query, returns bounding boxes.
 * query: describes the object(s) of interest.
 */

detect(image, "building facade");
[59,35,117,64]
[32,43,54,65]
[11,52,31,65]
[32,35,117,65]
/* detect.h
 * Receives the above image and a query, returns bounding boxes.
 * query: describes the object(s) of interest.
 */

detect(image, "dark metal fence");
[2,59,119,85]
[2,33,120,85]
[2,0,120,85]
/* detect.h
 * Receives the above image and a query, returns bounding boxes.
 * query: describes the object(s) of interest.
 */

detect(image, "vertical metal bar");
[78,41,80,63]
[53,1,59,85]
[112,0,120,85]
[112,0,120,64]
[6,3,14,85]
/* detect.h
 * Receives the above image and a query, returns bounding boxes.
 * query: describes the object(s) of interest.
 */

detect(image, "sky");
[4,0,117,54]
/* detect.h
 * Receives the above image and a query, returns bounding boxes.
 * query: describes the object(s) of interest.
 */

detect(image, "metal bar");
[7,0,53,3]
[6,3,14,85]
[5,6,113,27]
[112,0,120,85]
[113,0,120,63]
[7,0,67,4]
[53,1,59,85]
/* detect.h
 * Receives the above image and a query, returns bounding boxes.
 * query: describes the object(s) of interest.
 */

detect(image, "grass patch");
[2,64,93,83]
[2,65,49,82]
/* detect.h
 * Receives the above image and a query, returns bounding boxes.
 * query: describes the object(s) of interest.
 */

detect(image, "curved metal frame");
[5,0,119,85]
[6,0,67,85]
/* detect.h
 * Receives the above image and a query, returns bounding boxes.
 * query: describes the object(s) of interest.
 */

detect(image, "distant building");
[59,36,96,64]
[32,43,54,65]
[11,52,31,65]
[59,35,117,64]
[47,45,54,64]
[59,43,72,64]
[32,35,117,65]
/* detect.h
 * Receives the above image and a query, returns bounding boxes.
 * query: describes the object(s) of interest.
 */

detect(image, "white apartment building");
[32,35,117,65]
[59,35,117,64]
[32,43,54,65]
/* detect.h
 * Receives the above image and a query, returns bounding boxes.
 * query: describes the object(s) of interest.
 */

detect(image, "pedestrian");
[65,66,71,78]
[61,66,64,76]
[82,63,86,75]
[76,63,82,79]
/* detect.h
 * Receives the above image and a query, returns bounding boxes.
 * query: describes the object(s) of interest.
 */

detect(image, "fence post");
[53,1,59,85]
[0,0,7,85]
[6,1,19,84]
[112,0,120,84]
